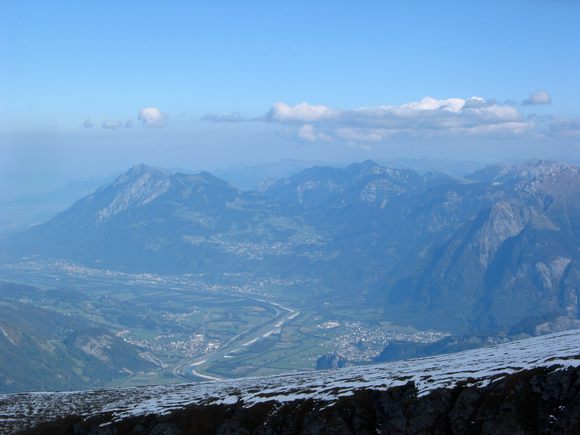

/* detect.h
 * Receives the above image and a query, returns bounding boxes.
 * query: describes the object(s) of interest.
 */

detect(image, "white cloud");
[550,118,580,137]
[265,97,529,143]
[138,107,166,127]
[202,96,542,146]
[523,90,552,105]
[402,96,466,112]
[297,124,317,141]
[267,102,336,123]
[264,97,523,129]
[446,121,533,137]
[297,124,331,142]
[83,118,94,128]
[200,112,247,122]
[335,128,385,142]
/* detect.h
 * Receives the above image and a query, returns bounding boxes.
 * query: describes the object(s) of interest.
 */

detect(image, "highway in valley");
[171,294,300,382]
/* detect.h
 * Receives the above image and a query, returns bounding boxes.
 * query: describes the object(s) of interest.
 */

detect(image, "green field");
[0,261,444,392]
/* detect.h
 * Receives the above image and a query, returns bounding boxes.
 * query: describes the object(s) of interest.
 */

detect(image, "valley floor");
[0,260,445,392]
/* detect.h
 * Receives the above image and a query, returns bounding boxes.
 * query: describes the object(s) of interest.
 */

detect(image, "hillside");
[2,329,580,434]
[2,160,579,335]
[0,282,159,393]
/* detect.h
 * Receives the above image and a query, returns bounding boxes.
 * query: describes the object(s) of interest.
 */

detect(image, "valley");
[5,3,580,431]
[0,158,578,393]
[0,260,444,393]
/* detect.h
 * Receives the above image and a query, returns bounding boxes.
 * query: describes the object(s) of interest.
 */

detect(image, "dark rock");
[315,353,352,370]
[23,366,580,434]
[375,335,512,363]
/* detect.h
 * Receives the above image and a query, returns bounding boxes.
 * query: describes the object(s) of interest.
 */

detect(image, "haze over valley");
[2,2,580,432]
[0,158,577,393]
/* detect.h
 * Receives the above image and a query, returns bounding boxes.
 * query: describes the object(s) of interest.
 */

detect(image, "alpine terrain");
[2,329,580,434]
[4,159,579,335]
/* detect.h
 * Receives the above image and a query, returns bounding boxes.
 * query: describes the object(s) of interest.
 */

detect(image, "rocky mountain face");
[3,160,579,335]
[6,164,302,275]
[374,335,512,363]
[2,330,580,434]
[261,159,578,335]
[315,353,352,370]
[378,160,580,333]
[19,368,580,434]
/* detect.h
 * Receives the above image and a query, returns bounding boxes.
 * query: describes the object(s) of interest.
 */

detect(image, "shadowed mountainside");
[3,160,579,335]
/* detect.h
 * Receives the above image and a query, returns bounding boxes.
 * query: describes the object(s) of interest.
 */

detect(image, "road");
[0,263,302,383]
[171,294,300,382]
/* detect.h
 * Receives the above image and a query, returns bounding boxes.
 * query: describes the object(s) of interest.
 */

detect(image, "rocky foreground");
[2,330,580,434]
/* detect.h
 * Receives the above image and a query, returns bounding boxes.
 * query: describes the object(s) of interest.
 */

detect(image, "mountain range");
[3,159,579,335]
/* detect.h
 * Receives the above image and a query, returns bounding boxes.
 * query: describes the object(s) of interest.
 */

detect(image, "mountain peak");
[96,165,172,223]
[499,160,579,186]
[468,160,579,185]
[346,159,380,173]
[125,163,167,178]
[111,164,169,187]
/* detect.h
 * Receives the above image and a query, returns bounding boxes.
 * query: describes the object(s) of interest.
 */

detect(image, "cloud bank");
[215,97,537,146]
[550,118,580,137]
[200,96,553,148]
[264,97,526,135]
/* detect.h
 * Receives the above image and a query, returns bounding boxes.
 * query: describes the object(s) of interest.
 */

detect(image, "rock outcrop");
[2,329,580,434]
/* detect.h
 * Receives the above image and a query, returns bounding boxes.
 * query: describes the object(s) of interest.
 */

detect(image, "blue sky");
[1,1,579,176]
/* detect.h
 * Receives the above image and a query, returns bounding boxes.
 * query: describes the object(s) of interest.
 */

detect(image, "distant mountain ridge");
[214,159,322,190]
[3,159,579,335]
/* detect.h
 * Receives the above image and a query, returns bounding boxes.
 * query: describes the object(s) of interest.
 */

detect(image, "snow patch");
[2,329,580,433]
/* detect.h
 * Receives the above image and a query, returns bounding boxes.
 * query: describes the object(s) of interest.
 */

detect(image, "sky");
[1,0,579,178]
